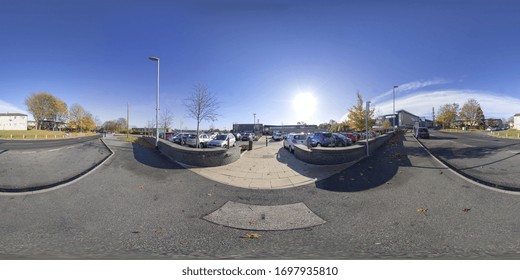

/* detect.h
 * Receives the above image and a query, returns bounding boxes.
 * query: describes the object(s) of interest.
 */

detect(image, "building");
[514,113,520,130]
[0,113,28,130]
[381,109,429,129]
[232,123,263,134]
[263,124,318,135]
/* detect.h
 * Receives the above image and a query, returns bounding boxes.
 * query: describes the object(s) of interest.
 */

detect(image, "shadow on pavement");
[131,143,183,170]
[315,132,413,192]
[425,143,520,160]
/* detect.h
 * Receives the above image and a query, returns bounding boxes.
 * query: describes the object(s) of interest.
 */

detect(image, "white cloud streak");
[371,79,450,103]
[0,100,27,115]
[372,90,520,120]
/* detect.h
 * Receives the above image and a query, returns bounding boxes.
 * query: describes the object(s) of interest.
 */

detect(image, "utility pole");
[253,113,256,134]
[366,101,371,157]
[127,103,129,139]
[432,107,435,128]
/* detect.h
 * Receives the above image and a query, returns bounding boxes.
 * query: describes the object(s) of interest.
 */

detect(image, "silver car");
[207,133,236,148]
[186,134,210,148]
[283,133,307,153]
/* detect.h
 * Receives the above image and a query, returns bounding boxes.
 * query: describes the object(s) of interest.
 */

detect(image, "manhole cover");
[203,201,326,231]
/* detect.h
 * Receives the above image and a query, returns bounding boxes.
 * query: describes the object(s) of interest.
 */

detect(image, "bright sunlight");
[292,92,317,117]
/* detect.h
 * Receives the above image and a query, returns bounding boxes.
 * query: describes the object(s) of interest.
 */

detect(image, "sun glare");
[292,92,317,116]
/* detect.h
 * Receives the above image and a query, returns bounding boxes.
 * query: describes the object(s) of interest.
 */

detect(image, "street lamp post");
[149,56,160,148]
[366,101,371,157]
[393,85,398,130]
[253,113,256,134]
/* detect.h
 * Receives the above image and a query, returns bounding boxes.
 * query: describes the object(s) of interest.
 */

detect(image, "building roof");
[0,113,27,116]
[515,113,520,117]
[397,109,421,119]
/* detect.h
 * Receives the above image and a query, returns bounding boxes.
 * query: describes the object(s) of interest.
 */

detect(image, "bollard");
[227,138,230,149]
[266,136,268,147]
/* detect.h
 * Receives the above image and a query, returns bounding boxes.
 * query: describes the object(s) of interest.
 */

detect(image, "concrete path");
[180,141,358,189]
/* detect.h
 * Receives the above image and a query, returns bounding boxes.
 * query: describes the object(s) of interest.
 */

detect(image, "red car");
[345,133,357,144]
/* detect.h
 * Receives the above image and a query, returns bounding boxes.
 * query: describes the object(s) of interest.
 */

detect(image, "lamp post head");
[148,56,160,61]
[393,85,398,89]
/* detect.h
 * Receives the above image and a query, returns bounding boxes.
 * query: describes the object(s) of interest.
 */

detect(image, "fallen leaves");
[417,208,428,215]
[138,185,144,189]
[463,208,471,212]
[241,233,262,239]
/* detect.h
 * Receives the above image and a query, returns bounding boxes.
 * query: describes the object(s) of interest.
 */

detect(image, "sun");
[292,92,317,116]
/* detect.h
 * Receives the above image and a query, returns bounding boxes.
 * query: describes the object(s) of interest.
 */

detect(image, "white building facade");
[0,113,28,130]
[514,113,520,130]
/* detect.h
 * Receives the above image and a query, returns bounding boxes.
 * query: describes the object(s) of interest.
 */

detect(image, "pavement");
[179,139,358,189]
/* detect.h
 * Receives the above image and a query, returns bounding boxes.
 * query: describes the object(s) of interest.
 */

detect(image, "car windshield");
[293,134,305,140]
[215,135,227,140]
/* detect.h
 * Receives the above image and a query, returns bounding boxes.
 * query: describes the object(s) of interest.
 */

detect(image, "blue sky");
[1,0,520,130]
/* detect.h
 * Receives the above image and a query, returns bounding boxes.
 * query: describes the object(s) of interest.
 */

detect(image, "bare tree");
[160,108,174,132]
[184,83,220,147]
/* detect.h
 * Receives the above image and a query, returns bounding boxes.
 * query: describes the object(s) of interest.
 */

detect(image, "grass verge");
[0,130,96,140]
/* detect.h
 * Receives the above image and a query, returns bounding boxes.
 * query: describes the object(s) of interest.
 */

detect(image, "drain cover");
[203,201,326,231]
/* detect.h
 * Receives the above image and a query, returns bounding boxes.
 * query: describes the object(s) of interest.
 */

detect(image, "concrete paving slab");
[203,201,326,230]
[184,141,357,189]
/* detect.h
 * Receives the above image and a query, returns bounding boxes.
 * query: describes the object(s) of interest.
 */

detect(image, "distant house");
[514,113,520,130]
[0,113,28,131]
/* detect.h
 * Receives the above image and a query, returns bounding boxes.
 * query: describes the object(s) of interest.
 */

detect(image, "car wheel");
[338,142,344,147]
[289,145,293,153]
[316,143,322,147]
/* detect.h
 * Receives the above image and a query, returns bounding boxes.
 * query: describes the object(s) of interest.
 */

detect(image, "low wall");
[293,133,394,165]
[143,137,240,167]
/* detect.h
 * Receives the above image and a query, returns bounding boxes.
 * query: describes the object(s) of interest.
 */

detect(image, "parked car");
[332,133,351,147]
[241,133,255,141]
[283,133,307,153]
[345,133,357,144]
[306,132,334,147]
[272,132,283,141]
[351,132,361,141]
[186,134,211,148]
[415,127,430,139]
[171,133,190,145]
[159,132,175,139]
[208,133,236,148]
[234,132,242,140]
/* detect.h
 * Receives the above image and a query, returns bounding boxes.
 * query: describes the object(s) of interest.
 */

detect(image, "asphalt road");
[1,133,520,259]
[418,130,520,190]
[0,135,102,151]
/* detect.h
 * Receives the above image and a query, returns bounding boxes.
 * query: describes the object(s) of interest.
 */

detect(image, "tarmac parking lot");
[2,132,520,259]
